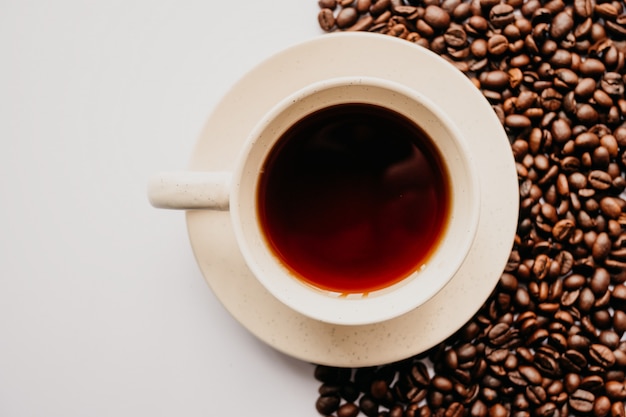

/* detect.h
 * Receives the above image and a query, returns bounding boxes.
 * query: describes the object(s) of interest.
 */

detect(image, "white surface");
[0,2,321,416]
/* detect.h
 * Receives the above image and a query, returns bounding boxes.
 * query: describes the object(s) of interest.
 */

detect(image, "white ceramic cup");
[148,76,480,326]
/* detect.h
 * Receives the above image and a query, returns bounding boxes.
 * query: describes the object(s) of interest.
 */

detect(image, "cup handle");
[147,171,231,210]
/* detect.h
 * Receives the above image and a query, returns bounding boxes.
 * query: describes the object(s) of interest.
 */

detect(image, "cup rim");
[230,76,481,326]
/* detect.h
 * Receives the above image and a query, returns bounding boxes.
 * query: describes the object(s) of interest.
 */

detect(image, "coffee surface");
[257,103,449,293]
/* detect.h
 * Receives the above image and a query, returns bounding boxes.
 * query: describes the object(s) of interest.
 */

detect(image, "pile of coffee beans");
[313,0,626,416]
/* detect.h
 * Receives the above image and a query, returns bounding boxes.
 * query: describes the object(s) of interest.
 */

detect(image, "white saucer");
[185,32,518,367]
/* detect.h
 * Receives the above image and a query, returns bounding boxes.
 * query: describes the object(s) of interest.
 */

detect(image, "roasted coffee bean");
[487,34,509,55]
[599,330,621,349]
[552,219,575,241]
[337,402,360,417]
[319,0,337,9]
[443,402,464,417]
[316,394,341,414]
[570,389,596,413]
[580,59,607,77]
[575,0,593,17]
[589,171,613,191]
[444,25,467,48]
[489,4,515,28]
[551,10,574,40]
[369,0,390,15]
[589,343,616,367]
[315,366,351,384]
[561,349,588,372]
[505,114,531,129]
[612,402,626,417]
[592,232,612,260]
[526,385,548,405]
[423,5,450,30]
[336,7,359,28]
[594,395,612,417]
[480,70,510,90]
[580,375,604,393]
[318,8,336,30]
[605,381,626,401]
[340,382,360,402]
[370,379,389,400]
[535,402,557,417]
[489,403,508,417]
[614,310,626,335]
[410,362,430,386]
[355,0,370,13]
[602,72,624,96]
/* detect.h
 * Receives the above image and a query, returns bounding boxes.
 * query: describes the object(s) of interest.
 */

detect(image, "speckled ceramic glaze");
[185,32,518,367]
[150,75,481,326]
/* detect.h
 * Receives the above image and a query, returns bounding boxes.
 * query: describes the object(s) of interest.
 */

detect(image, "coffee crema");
[257,103,450,294]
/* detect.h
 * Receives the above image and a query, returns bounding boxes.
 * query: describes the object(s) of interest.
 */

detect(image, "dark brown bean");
[550,11,574,39]
[337,402,360,417]
[336,7,359,28]
[369,0,390,15]
[318,8,336,30]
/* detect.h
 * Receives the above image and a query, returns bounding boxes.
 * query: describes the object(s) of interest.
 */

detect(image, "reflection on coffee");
[257,103,450,294]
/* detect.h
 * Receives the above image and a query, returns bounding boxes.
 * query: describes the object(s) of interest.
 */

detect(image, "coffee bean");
[592,232,612,260]
[602,72,624,96]
[443,25,467,48]
[574,0,593,17]
[318,0,337,9]
[316,394,340,414]
[489,4,515,28]
[580,58,607,77]
[318,8,336,30]
[589,171,613,191]
[599,330,621,349]
[359,395,379,417]
[535,402,557,417]
[600,197,623,218]
[446,402,465,417]
[337,402,360,417]
[561,349,588,372]
[369,0,390,16]
[505,114,531,129]
[570,389,596,413]
[614,310,626,335]
[589,343,616,367]
[552,219,575,241]
[487,34,509,55]
[518,365,542,385]
[540,88,563,111]
[550,10,574,40]
[526,384,548,405]
[336,7,359,28]
[315,366,351,384]
[355,0,371,13]
[340,382,360,402]
[423,5,450,30]
[480,70,510,90]
[595,3,619,20]
[489,403,508,417]
[605,381,626,401]
[593,396,611,417]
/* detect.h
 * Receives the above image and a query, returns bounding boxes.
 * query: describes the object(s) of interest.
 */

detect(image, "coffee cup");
[148,75,480,326]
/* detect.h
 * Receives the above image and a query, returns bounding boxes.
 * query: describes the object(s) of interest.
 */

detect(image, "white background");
[0,1,326,415]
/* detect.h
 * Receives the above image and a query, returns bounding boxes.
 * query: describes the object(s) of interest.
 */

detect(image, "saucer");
[185,32,518,367]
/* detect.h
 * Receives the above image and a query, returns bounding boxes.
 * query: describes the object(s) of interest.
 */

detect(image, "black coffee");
[257,103,450,294]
